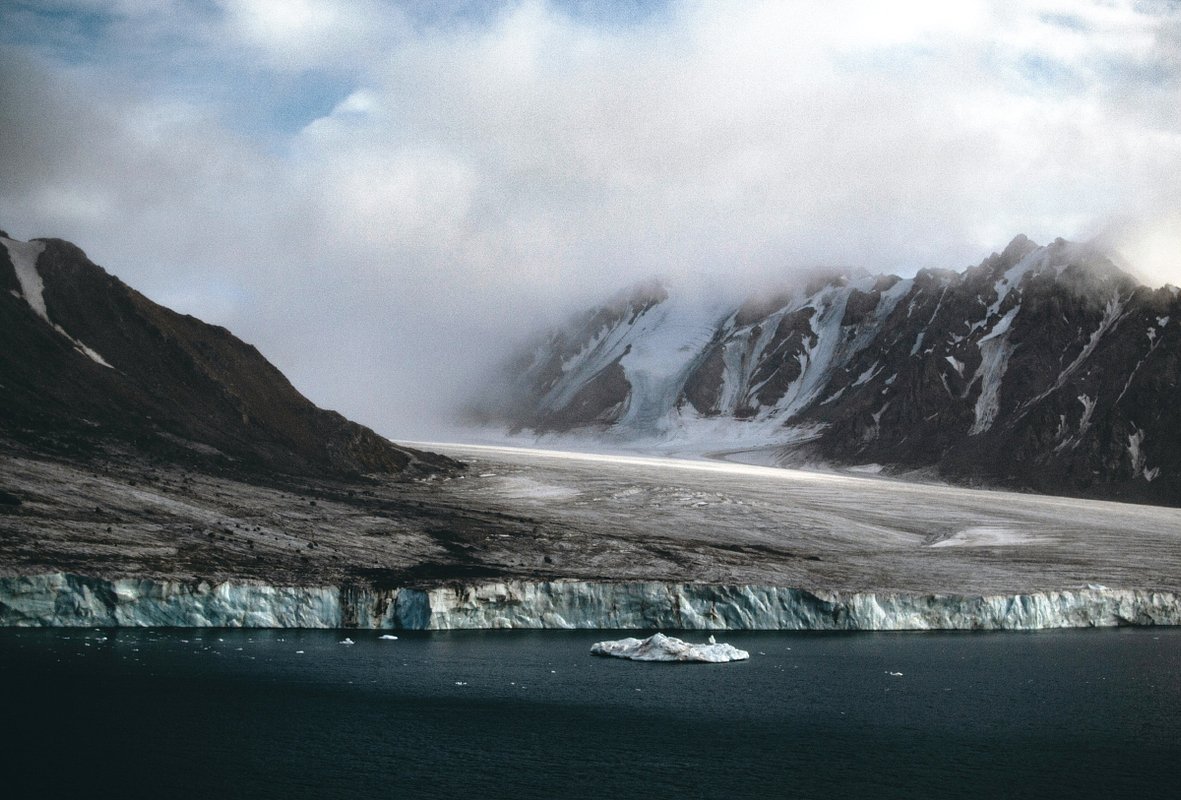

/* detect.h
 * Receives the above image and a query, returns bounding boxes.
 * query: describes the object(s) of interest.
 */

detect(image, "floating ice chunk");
[590,632,750,663]
[339,637,355,645]
[886,671,903,677]
[378,634,398,640]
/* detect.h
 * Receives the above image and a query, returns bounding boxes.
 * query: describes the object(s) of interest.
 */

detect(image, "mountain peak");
[1000,233,1040,264]
[487,233,1181,505]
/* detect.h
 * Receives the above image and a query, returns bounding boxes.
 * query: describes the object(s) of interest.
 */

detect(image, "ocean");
[2,627,1178,798]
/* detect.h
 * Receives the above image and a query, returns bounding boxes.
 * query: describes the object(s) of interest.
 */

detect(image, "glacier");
[1,573,1179,631]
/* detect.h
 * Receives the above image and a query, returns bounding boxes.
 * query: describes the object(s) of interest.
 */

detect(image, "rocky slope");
[0,230,451,477]
[486,236,1181,505]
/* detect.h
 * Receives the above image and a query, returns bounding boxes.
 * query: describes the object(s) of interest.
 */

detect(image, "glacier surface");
[1,573,1179,631]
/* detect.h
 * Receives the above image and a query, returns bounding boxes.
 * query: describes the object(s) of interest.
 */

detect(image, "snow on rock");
[1128,428,1160,482]
[3,573,1181,631]
[590,632,749,663]
[2,235,113,368]
[968,305,1020,435]
[3,236,49,320]
[1077,395,1096,433]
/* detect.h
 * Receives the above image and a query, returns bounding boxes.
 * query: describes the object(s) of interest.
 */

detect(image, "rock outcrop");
[0,233,453,477]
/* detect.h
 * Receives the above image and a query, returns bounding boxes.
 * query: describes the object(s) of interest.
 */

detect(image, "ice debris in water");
[378,634,398,640]
[339,637,355,645]
[590,632,749,663]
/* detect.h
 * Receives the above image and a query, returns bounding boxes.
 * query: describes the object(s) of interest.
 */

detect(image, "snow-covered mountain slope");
[482,235,1181,505]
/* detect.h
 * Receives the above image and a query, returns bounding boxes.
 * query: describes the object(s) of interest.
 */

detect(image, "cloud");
[2,0,1180,438]
[217,0,406,73]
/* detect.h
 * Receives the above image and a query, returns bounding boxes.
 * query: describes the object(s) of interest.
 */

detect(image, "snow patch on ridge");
[969,305,1020,435]
[4,236,49,320]
[1128,428,1160,482]
[766,277,911,423]
[2,236,113,368]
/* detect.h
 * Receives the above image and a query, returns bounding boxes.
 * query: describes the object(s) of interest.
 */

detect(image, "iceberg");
[591,632,750,663]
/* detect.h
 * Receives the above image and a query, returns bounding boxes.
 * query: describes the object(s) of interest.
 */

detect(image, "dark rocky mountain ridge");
[485,235,1181,506]
[0,230,452,478]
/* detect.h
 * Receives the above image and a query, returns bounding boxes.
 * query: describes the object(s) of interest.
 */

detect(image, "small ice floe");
[378,634,399,640]
[590,632,749,663]
[454,681,468,686]
[296,650,305,654]
[885,671,903,677]
[339,637,355,645]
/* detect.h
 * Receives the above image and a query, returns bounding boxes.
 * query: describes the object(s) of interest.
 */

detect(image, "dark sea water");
[2,627,1179,799]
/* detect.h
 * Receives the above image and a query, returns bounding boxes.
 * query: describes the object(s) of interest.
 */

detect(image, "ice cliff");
[2,574,1178,630]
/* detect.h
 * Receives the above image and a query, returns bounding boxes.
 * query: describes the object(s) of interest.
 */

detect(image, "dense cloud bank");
[2,1,1179,438]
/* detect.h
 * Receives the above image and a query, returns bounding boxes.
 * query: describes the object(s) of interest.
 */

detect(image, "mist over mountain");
[477,235,1181,505]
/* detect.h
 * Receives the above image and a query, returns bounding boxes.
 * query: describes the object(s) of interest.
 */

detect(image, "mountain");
[0,230,452,477]
[483,236,1181,505]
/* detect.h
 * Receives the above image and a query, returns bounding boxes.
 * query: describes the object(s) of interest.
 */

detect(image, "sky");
[2,0,1180,439]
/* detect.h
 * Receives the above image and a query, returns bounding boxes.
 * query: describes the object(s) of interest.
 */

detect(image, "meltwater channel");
[2,627,1179,799]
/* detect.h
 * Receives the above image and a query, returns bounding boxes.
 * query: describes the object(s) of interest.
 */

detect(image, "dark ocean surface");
[2,627,1179,799]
